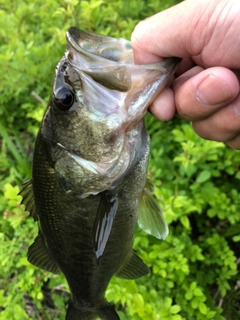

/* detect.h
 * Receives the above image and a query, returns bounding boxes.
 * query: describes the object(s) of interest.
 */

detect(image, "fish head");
[41,27,180,195]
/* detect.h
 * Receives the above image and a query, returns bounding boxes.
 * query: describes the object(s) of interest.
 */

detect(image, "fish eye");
[53,87,75,111]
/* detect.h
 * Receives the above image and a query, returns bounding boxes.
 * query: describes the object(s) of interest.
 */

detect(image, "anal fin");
[28,232,59,274]
[116,251,149,279]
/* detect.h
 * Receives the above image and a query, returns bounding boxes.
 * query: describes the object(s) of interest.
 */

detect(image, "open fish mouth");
[66,27,133,92]
[66,27,181,94]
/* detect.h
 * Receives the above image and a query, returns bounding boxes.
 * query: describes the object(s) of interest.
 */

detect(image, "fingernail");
[196,74,232,106]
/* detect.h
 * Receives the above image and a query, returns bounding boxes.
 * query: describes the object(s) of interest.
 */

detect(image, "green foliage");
[1,0,239,319]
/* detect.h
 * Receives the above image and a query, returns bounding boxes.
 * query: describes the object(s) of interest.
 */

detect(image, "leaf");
[196,170,211,183]
[193,288,203,297]
[235,171,240,179]
[172,316,182,320]
[180,215,190,229]
[185,290,193,300]
[133,293,144,307]
[170,305,181,314]
[190,282,197,290]
[199,302,207,315]
[191,297,199,309]
[164,297,172,309]
[233,235,240,242]
[181,265,189,273]
[207,311,217,319]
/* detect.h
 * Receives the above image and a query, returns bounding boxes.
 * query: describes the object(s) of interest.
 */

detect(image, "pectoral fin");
[93,193,118,260]
[116,251,149,279]
[28,232,59,274]
[19,179,37,221]
[138,179,169,240]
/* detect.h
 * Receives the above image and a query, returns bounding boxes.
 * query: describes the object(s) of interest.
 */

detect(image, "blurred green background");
[0,0,240,319]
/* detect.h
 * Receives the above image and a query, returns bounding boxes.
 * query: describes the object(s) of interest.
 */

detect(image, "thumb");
[173,66,239,121]
[131,0,218,64]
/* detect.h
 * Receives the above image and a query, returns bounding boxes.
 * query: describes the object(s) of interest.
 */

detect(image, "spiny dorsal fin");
[138,178,169,240]
[18,179,37,221]
[28,232,60,274]
[93,192,118,260]
[116,251,149,279]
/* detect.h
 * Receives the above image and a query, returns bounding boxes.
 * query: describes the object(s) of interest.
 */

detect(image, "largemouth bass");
[20,27,180,320]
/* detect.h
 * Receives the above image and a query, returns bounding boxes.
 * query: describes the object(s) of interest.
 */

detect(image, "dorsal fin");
[19,179,37,221]
[28,231,60,274]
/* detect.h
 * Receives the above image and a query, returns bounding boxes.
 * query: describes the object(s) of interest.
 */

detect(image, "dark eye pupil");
[54,87,75,110]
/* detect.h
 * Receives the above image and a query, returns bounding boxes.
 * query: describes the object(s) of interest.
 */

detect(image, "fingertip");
[173,67,240,121]
[192,93,240,144]
[149,87,176,121]
[226,134,240,150]
[195,68,239,106]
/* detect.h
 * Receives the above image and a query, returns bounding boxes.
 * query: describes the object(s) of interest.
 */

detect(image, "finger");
[149,87,175,121]
[226,134,240,150]
[173,67,239,121]
[131,1,240,69]
[131,0,216,63]
[192,93,240,142]
[175,58,196,77]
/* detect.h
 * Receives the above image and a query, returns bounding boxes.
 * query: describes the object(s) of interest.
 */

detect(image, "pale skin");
[131,0,240,149]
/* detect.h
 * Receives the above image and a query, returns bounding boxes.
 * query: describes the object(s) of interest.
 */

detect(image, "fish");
[20,27,180,320]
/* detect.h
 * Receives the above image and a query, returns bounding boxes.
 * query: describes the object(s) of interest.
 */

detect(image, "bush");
[1,0,239,319]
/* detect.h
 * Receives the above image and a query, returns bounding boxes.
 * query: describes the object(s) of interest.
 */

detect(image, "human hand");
[131,0,240,149]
